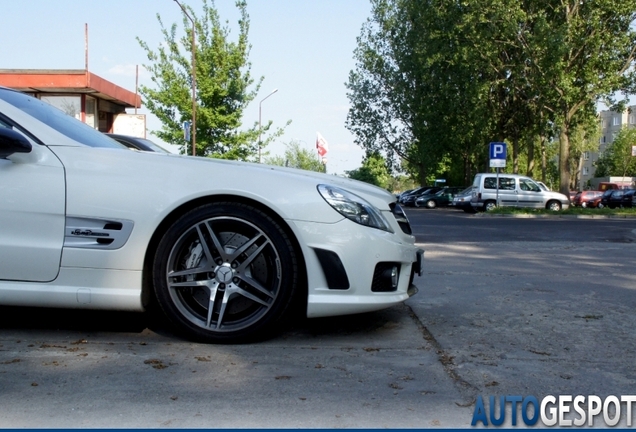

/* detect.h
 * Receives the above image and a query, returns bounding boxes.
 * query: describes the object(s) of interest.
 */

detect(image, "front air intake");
[313,248,350,290]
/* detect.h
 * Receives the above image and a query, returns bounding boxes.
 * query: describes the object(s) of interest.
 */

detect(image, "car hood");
[47,147,397,225]
[202,155,394,204]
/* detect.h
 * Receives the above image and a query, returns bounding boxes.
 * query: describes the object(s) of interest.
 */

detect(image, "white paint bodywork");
[0,92,420,318]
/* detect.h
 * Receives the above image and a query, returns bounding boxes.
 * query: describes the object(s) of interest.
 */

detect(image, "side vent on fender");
[64,217,134,250]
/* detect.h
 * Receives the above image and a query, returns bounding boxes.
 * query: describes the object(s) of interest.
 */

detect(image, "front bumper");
[290,218,423,318]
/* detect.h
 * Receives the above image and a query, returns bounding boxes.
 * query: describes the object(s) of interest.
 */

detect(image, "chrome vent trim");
[64,216,134,250]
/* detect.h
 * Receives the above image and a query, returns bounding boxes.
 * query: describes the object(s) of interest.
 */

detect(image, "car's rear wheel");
[546,200,562,211]
[152,202,298,343]
[426,200,436,209]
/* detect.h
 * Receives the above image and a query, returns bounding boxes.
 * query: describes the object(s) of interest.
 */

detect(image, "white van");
[470,173,570,211]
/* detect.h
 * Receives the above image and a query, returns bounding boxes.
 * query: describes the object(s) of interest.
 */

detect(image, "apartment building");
[578,105,636,190]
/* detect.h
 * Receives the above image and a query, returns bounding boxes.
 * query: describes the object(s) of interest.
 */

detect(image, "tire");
[598,203,604,209]
[414,200,421,208]
[546,200,562,211]
[152,202,298,343]
[581,202,587,208]
[425,200,436,209]
[484,200,497,212]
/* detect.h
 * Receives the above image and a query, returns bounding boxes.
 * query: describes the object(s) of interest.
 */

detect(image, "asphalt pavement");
[1,210,636,428]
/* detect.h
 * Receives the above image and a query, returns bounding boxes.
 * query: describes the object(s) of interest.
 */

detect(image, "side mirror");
[0,128,32,158]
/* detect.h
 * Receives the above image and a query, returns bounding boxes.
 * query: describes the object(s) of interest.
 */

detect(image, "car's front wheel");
[546,200,562,211]
[425,200,436,209]
[152,202,299,343]
[484,200,497,212]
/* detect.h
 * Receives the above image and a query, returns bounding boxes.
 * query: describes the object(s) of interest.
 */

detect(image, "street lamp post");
[174,0,196,156]
[258,88,278,163]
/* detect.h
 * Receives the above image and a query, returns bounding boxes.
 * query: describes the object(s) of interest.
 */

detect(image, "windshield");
[0,88,124,149]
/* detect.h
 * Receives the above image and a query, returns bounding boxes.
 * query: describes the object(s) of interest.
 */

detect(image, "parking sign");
[489,142,507,168]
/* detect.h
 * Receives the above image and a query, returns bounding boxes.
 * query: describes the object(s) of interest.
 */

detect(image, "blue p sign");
[490,142,507,160]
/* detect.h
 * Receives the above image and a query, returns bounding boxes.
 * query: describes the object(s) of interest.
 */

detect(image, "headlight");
[317,184,393,232]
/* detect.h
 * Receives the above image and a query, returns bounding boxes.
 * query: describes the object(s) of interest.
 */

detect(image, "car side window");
[484,177,515,190]
[519,179,540,192]
[499,178,516,190]
[484,178,497,189]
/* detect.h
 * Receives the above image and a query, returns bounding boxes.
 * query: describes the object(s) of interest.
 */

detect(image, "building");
[578,105,636,190]
[0,69,144,135]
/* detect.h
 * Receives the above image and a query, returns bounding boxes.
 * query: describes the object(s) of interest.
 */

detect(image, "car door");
[483,176,518,207]
[0,123,65,282]
[516,177,543,208]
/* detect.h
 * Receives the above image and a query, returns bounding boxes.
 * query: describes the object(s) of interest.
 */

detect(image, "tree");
[345,0,495,185]
[347,152,392,189]
[137,0,286,160]
[346,0,636,192]
[264,140,325,172]
[595,127,636,178]
[514,1,636,195]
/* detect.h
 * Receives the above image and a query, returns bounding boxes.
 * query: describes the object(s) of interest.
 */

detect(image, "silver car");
[470,173,570,212]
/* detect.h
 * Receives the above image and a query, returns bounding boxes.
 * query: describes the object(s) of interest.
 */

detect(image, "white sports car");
[0,87,422,343]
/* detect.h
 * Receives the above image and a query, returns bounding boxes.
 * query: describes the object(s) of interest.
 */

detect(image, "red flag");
[316,132,329,157]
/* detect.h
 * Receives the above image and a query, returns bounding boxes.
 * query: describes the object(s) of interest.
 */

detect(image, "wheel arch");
[141,194,308,316]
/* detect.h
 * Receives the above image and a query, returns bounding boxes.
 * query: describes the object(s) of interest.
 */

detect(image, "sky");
[0,0,372,175]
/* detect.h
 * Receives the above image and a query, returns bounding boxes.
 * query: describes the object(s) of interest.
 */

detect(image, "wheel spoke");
[169,279,212,288]
[169,267,208,279]
[240,274,276,299]
[227,233,262,261]
[206,286,220,328]
[236,241,269,271]
[194,224,217,264]
[214,289,234,329]
[234,286,270,306]
[200,221,229,262]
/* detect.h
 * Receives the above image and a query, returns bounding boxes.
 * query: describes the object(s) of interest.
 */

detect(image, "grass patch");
[486,206,636,216]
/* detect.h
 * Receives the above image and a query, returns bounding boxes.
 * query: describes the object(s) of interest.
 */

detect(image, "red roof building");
[0,69,142,133]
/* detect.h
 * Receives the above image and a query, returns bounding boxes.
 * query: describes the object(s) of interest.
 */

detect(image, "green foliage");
[346,152,392,189]
[595,128,636,178]
[137,0,287,160]
[264,140,325,172]
[346,0,636,191]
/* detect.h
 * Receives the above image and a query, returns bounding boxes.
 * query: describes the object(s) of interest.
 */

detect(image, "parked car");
[414,187,464,208]
[401,187,443,207]
[592,189,615,208]
[600,189,636,209]
[398,186,433,205]
[572,190,604,208]
[569,191,578,202]
[451,187,476,213]
[0,87,423,343]
[106,133,171,153]
[470,173,570,211]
